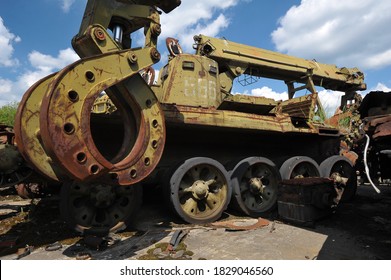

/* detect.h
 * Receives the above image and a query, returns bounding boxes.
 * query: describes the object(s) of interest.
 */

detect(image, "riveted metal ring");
[39,48,165,184]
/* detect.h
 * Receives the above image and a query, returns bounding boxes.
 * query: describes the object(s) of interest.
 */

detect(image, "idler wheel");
[320,155,357,202]
[280,156,320,180]
[230,157,281,216]
[166,157,231,224]
[60,181,142,234]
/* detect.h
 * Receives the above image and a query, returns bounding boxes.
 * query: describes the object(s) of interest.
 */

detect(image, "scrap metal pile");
[355,91,391,187]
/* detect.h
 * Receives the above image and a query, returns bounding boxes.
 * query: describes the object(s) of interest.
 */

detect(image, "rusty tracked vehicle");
[326,90,391,192]
[345,91,391,187]
[357,91,391,185]
[2,0,367,234]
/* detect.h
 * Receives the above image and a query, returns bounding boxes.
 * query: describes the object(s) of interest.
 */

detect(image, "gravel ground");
[0,184,390,260]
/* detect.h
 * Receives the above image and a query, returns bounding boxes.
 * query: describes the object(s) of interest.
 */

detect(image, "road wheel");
[167,157,231,224]
[280,156,320,180]
[60,181,142,235]
[230,157,281,216]
[320,155,357,202]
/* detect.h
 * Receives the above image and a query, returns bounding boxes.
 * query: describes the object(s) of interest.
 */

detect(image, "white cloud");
[0,78,22,105]
[246,86,288,101]
[370,82,391,92]
[235,86,344,117]
[318,90,344,117]
[20,48,78,90]
[365,49,391,69]
[177,14,230,49]
[316,83,391,118]
[0,78,13,95]
[0,48,79,107]
[160,0,242,51]
[29,48,78,72]
[272,0,391,70]
[60,0,76,13]
[0,17,21,67]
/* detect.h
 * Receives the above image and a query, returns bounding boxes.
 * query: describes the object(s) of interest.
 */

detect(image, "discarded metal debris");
[45,241,63,252]
[354,91,391,186]
[83,235,107,251]
[15,245,33,260]
[277,178,338,224]
[0,124,14,145]
[81,233,123,251]
[167,229,189,251]
[75,252,92,260]
[211,218,269,231]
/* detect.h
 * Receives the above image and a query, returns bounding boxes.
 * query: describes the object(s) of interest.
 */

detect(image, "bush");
[0,102,18,126]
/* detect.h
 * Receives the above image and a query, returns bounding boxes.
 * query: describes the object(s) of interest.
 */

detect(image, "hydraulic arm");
[193,35,366,98]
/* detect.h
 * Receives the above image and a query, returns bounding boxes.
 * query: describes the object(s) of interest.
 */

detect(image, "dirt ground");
[0,183,390,260]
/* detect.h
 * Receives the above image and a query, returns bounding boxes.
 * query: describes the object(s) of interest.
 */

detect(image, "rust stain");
[211,218,269,231]
[374,120,391,139]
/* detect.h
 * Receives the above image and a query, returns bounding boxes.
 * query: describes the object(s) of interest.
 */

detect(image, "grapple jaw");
[14,0,168,186]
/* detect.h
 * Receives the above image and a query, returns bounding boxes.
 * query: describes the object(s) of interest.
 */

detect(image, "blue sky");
[1,0,391,116]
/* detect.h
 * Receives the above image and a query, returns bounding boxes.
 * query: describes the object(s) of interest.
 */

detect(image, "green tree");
[0,102,18,126]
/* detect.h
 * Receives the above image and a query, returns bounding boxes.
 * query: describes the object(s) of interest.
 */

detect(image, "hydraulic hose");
[364,134,381,194]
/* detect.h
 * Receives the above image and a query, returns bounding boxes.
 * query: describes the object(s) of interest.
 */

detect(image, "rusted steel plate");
[277,177,337,223]
[162,104,325,135]
[366,115,391,127]
[211,218,269,231]
[374,120,391,139]
[278,177,336,206]
[364,115,391,139]
[13,73,66,181]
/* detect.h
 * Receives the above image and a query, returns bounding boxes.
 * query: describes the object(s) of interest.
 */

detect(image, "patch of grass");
[138,241,194,260]
[0,102,18,126]
[338,116,351,128]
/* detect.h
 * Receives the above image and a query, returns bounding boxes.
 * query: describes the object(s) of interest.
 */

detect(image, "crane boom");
[194,35,366,98]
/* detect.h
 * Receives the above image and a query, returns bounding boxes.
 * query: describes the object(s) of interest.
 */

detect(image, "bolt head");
[94,29,106,41]
[150,48,161,61]
[127,52,138,64]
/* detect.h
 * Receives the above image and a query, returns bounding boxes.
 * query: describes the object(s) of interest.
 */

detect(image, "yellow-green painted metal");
[13,0,367,186]
[193,35,366,95]
[73,0,181,57]
[158,54,221,108]
[92,94,117,114]
[155,34,366,136]
[14,73,65,181]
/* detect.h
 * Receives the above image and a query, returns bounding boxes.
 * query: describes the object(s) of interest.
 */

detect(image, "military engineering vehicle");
[1,0,367,234]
